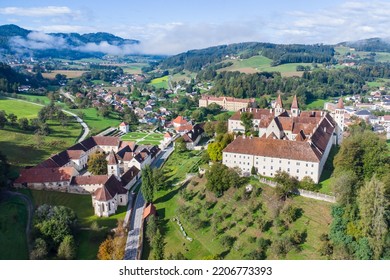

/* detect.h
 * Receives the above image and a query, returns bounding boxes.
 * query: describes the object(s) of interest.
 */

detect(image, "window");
[256,162,258,165]
[296,162,300,166]
[263,166,265,169]
[311,164,314,167]
[288,161,290,165]
[297,169,299,173]
[248,163,250,165]
[287,168,290,172]
[108,203,111,211]
[306,163,308,167]
[271,166,273,170]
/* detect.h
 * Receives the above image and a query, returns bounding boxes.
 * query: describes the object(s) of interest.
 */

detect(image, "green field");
[0,98,81,170]
[68,107,121,135]
[0,196,29,260]
[123,63,148,74]
[121,131,164,145]
[18,189,126,259]
[150,75,169,89]
[220,55,311,77]
[366,78,390,88]
[306,99,328,110]
[171,71,197,83]
[17,94,51,105]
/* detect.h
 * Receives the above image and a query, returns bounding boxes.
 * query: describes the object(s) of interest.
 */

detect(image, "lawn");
[123,63,148,75]
[18,189,127,259]
[147,175,332,260]
[0,98,82,171]
[305,99,328,110]
[318,146,340,194]
[121,131,164,145]
[0,195,29,260]
[150,76,169,89]
[0,97,42,119]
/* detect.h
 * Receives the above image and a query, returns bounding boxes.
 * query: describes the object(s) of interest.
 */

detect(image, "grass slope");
[150,76,169,89]
[0,196,29,260]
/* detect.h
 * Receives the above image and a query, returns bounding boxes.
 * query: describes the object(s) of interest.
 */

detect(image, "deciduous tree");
[87,151,107,175]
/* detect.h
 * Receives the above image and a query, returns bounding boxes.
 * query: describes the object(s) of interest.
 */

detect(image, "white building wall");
[223,152,321,183]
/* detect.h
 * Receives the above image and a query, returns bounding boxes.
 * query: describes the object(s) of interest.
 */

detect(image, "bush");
[220,235,236,247]
[271,237,292,257]
[281,205,302,224]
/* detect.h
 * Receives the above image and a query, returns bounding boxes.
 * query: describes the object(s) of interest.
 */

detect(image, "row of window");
[225,154,315,167]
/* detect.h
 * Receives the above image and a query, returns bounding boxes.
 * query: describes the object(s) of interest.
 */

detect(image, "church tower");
[274,94,284,116]
[107,150,120,179]
[334,98,345,145]
[291,95,300,117]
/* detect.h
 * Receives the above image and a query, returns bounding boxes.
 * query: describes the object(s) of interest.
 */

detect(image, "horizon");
[1,0,390,55]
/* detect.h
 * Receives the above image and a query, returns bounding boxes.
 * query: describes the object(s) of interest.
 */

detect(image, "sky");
[1,0,390,55]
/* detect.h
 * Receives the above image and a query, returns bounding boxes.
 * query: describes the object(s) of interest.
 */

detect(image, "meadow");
[0,195,29,260]
[219,55,312,77]
[150,75,169,89]
[0,98,81,170]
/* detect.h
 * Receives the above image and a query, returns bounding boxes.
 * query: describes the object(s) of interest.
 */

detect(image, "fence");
[259,178,336,203]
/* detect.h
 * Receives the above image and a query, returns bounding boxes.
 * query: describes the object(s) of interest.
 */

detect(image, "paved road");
[124,190,145,260]
[6,97,90,142]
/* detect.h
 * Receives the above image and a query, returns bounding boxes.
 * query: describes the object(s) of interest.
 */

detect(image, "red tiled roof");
[143,203,157,219]
[175,124,193,132]
[94,186,113,201]
[200,95,255,103]
[291,95,299,109]
[119,122,128,126]
[223,136,322,162]
[173,116,188,125]
[71,175,108,186]
[107,150,119,165]
[66,150,85,160]
[15,167,77,184]
[275,94,283,108]
[92,136,120,147]
[336,98,344,109]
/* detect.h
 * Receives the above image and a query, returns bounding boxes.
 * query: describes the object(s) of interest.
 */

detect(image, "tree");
[175,137,187,152]
[215,121,227,135]
[153,168,167,191]
[299,176,317,191]
[34,205,77,246]
[7,113,17,125]
[204,122,215,137]
[153,229,164,260]
[30,238,48,260]
[257,97,268,108]
[357,176,388,259]
[18,117,29,130]
[57,235,76,260]
[87,151,107,175]
[240,112,253,134]
[0,110,7,129]
[331,171,358,205]
[141,165,155,203]
[207,142,224,162]
[205,163,245,195]
[0,151,9,188]
[274,171,298,200]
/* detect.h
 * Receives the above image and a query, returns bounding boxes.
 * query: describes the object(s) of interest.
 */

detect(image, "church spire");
[336,97,344,109]
[274,94,284,116]
[291,95,300,117]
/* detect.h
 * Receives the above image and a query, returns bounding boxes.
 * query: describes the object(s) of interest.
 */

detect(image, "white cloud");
[0,6,72,17]
[39,25,97,34]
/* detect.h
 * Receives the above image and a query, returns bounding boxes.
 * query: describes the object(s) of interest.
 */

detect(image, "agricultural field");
[68,107,121,135]
[0,98,81,170]
[121,131,164,145]
[171,71,197,83]
[146,175,332,260]
[0,195,29,260]
[18,189,126,259]
[42,70,87,79]
[219,55,312,77]
[123,63,148,74]
[150,75,169,89]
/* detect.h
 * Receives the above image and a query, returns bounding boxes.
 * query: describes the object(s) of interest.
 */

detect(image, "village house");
[223,95,344,183]
[182,123,205,150]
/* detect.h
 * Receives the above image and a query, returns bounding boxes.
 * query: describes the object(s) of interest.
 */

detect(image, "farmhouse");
[14,135,159,216]
[199,95,255,111]
[223,95,344,183]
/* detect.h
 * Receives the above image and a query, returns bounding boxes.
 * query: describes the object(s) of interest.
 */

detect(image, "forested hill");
[341,38,390,52]
[159,42,335,72]
[0,24,139,60]
[0,62,47,92]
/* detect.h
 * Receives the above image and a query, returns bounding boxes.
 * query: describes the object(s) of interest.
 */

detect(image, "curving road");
[6,97,90,142]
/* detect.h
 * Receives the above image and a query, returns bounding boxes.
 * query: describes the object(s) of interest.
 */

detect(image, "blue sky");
[1,0,390,54]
